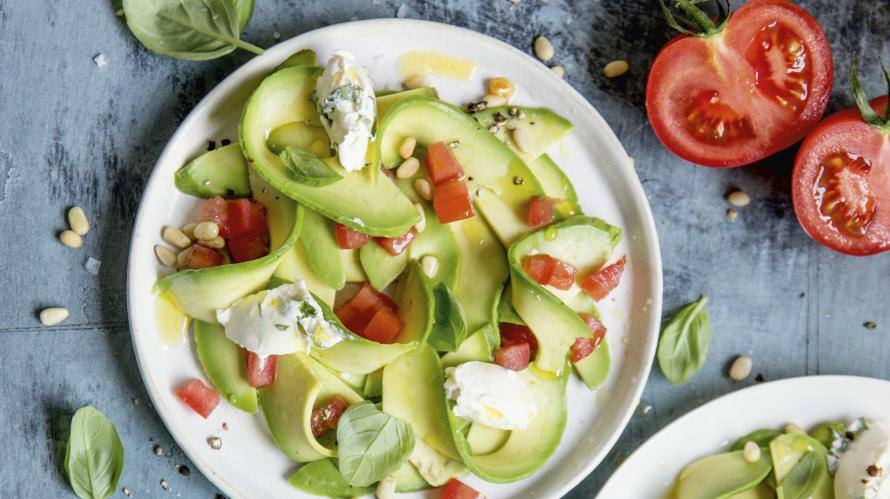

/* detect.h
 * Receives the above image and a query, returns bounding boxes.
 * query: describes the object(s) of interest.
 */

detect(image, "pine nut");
[483,94,507,107]
[729,356,752,381]
[154,245,176,267]
[414,178,432,201]
[68,206,90,235]
[512,128,532,153]
[403,75,431,90]
[396,157,420,179]
[181,222,198,240]
[726,208,738,221]
[203,236,225,249]
[193,221,220,241]
[177,247,192,268]
[742,441,761,462]
[414,203,426,233]
[421,255,439,278]
[603,60,630,78]
[727,190,751,207]
[163,226,192,249]
[40,307,70,326]
[59,230,83,249]
[534,36,555,61]
[784,423,807,435]
[551,65,565,78]
[488,77,516,98]
[399,137,417,159]
[376,475,397,499]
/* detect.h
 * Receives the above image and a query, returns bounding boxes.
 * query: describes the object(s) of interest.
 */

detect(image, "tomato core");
[814,152,877,237]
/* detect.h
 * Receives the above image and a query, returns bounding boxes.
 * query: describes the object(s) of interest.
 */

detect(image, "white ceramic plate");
[597,375,890,498]
[127,19,662,499]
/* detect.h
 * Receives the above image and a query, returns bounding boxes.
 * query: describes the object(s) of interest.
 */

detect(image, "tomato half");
[792,97,890,255]
[647,0,832,167]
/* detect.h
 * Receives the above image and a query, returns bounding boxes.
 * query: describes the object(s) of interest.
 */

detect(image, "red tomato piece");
[310,395,350,437]
[522,254,576,290]
[246,352,278,388]
[227,232,269,263]
[571,312,608,362]
[581,256,626,301]
[549,259,577,290]
[528,196,560,228]
[442,479,485,499]
[499,323,539,354]
[360,308,404,344]
[646,0,832,167]
[226,199,267,239]
[186,244,224,269]
[175,379,220,419]
[199,196,229,235]
[335,283,399,334]
[424,141,464,185]
[375,228,417,256]
[494,341,531,371]
[433,180,475,224]
[334,223,370,249]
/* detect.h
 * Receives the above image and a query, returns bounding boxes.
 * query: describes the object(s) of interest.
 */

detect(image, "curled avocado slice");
[472,105,573,163]
[770,433,832,499]
[298,207,346,290]
[194,320,257,413]
[174,143,251,199]
[275,48,318,71]
[673,450,773,499]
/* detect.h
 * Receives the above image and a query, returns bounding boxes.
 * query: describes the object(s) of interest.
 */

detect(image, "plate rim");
[126,18,663,498]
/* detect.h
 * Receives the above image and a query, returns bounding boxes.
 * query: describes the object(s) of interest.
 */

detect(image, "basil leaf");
[279,146,343,186]
[657,295,711,386]
[427,282,469,352]
[780,450,827,499]
[336,401,415,486]
[122,0,262,61]
[65,406,125,499]
[288,459,374,497]
[730,428,783,451]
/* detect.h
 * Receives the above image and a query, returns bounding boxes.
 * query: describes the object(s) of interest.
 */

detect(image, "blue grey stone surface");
[0,0,888,497]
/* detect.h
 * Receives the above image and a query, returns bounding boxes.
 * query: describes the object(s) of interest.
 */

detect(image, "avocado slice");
[377,87,437,125]
[730,429,784,452]
[472,106,573,163]
[276,48,318,71]
[258,352,363,463]
[673,451,773,499]
[359,240,408,291]
[193,320,257,413]
[447,365,568,483]
[466,422,511,456]
[362,369,383,398]
[341,248,366,283]
[299,208,346,289]
[729,482,775,499]
[529,154,581,217]
[266,121,331,157]
[508,216,621,374]
[393,461,431,492]
[452,216,508,343]
[569,293,611,390]
[440,327,494,367]
[174,143,251,199]
[769,433,832,499]
[239,65,420,236]
[287,458,372,497]
[409,438,468,487]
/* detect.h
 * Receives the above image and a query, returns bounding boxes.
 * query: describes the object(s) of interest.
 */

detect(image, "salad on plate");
[151,48,628,497]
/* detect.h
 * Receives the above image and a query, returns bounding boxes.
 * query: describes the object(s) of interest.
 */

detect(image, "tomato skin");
[246,352,278,388]
[499,323,539,354]
[375,228,417,256]
[335,223,370,249]
[227,232,269,263]
[361,308,404,344]
[792,97,890,255]
[646,0,833,167]
[441,479,485,499]
[528,196,560,228]
[425,141,464,185]
[494,341,531,371]
[581,256,626,301]
[226,199,267,239]
[310,395,350,437]
[186,244,224,268]
[335,283,401,340]
[433,180,475,224]
[176,379,220,419]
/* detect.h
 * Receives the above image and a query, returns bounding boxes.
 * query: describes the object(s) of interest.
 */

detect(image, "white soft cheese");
[835,420,890,499]
[215,281,344,356]
[443,361,537,430]
[315,51,376,171]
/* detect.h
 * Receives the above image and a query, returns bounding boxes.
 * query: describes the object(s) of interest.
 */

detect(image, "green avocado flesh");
[393,461,431,492]
[276,48,318,70]
[472,105,573,163]
[673,451,773,499]
[239,65,419,236]
[174,143,251,199]
[440,327,493,367]
[287,458,372,497]
[447,366,568,483]
[529,154,581,217]
[298,208,346,290]
[377,87,437,125]
[359,239,408,291]
[266,121,331,157]
[770,434,832,499]
[427,282,468,353]
[452,216,508,341]
[259,352,363,463]
[193,320,257,413]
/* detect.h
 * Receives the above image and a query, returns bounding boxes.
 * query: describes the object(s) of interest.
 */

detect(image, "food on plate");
[647,0,833,167]
[152,48,629,495]
[671,417,889,499]
[792,59,890,256]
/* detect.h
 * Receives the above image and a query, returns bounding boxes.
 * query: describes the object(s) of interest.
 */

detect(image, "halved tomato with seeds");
[647,0,832,167]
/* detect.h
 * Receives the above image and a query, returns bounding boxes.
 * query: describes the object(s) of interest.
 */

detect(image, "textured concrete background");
[1,0,888,497]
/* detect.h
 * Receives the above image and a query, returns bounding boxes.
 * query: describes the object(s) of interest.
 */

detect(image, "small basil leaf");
[781,450,827,499]
[427,282,468,352]
[65,406,125,499]
[279,146,343,186]
[288,459,374,497]
[657,295,711,386]
[730,428,783,451]
[336,401,415,486]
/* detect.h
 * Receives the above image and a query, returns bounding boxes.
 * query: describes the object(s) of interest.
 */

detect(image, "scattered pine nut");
[39,307,70,326]
[376,476,397,499]
[177,247,191,268]
[483,94,507,107]
[784,423,807,435]
[603,60,630,78]
[742,441,761,462]
[729,356,752,381]
[534,36,555,61]
[59,230,83,249]
[414,204,426,233]
[726,208,738,221]
[163,226,192,249]
[511,128,531,153]
[403,75,431,90]
[488,77,516,98]
[414,178,432,201]
[551,65,565,78]
[398,137,417,159]
[155,245,176,267]
[68,206,90,235]
[421,255,439,278]
[193,221,220,241]
[727,190,751,207]
[203,236,225,249]
[396,157,420,179]
[207,436,222,450]
[181,222,198,240]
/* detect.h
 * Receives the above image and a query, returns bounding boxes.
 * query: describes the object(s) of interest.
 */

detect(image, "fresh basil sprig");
[122,0,262,61]
[336,401,415,487]
[65,406,125,499]
[657,295,711,386]
[780,450,828,499]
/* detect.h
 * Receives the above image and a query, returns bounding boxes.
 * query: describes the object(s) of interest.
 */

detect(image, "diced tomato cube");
[522,254,576,290]
[246,352,278,388]
[571,313,607,362]
[335,283,399,335]
[579,312,607,337]
[226,199,267,239]
[310,395,350,437]
[580,256,627,301]
[499,323,539,354]
[549,259,577,290]
[375,228,417,256]
[360,308,404,344]
[228,232,269,263]
[528,196,560,229]
[186,244,224,268]
[199,196,229,235]
[494,341,531,371]
[176,379,220,419]
[442,479,485,499]
[335,224,370,249]
[424,141,464,185]
[433,180,474,224]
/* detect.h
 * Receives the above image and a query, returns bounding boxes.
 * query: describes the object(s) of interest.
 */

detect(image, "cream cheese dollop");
[443,361,537,430]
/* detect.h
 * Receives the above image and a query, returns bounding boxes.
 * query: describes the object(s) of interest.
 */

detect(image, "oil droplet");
[155,297,189,346]
[397,51,476,80]
[544,226,558,241]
